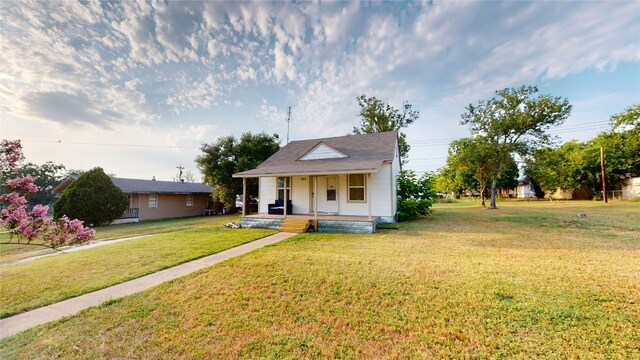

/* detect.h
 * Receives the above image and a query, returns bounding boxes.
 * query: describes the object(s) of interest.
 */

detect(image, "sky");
[1,0,639,181]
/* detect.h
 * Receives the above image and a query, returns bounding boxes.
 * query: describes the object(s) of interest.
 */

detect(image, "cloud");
[1,1,637,155]
[19,91,121,128]
[167,74,219,113]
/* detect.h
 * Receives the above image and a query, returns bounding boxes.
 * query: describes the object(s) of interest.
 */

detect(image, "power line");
[19,139,201,149]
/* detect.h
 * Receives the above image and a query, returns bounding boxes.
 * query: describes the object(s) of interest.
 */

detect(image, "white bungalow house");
[232,131,400,233]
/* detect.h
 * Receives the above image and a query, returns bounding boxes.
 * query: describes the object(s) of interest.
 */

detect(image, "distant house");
[53,177,212,223]
[232,131,400,233]
[516,182,536,198]
[621,176,640,199]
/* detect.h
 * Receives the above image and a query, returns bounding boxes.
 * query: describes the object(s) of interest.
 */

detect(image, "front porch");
[241,214,380,234]
[112,208,140,224]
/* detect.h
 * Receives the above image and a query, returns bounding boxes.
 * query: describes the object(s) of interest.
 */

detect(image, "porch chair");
[268,199,293,215]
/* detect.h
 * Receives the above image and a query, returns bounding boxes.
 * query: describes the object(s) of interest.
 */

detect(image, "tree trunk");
[490,175,498,209]
[480,187,486,207]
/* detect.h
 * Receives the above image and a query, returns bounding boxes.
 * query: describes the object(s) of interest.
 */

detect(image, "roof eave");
[233,167,382,178]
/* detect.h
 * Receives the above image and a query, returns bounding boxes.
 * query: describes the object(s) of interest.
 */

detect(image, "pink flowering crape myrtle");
[0,147,95,248]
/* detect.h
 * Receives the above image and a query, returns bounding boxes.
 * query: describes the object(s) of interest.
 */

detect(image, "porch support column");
[284,176,288,218]
[314,176,318,220]
[242,177,247,217]
[367,173,372,221]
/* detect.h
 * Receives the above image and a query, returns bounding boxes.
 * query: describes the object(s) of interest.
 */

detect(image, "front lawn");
[0,215,274,318]
[0,215,228,264]
[1,201,638,358]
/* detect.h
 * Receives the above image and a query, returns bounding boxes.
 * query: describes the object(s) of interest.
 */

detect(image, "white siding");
[291,175,310,213]
[259,177,277,213]
[517,184,535,198]
[391,145,401,218]
[622,177,640,199]
[333,164,394,218]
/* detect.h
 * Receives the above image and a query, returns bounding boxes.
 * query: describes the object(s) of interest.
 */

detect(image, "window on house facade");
[277,177,290,200]
[186,194,193,207]
[149,193,158,208]
[348,174,366,202]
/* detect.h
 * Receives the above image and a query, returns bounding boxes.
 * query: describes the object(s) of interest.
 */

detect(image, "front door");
[317,176,338,213]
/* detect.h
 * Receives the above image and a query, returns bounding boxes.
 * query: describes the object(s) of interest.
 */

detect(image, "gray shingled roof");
[111,178,212,194]
[233,131,398,178]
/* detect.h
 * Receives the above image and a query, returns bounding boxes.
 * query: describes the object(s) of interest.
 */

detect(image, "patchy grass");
[0,215,273,318]
[0,216,235,263]
[1,201,638,358]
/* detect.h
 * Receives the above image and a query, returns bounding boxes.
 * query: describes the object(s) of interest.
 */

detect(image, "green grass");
[1,201,638,358]
[0,216,228,263]
[0,215,274,318]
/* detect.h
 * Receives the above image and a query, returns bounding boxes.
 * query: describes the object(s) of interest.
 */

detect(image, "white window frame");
[348,174,366,203]
[276,177,290,201]
[186,194,193,207]
[148,193,158,208]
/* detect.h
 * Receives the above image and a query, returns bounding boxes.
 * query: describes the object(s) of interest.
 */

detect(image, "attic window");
[299,143,347,161]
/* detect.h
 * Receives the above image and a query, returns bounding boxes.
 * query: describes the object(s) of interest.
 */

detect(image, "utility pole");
[286,106,291,144]
[600,147,607,203]
[177,164,184,182]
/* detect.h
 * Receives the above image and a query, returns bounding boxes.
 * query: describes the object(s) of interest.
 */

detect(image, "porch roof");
[233,131,397,178]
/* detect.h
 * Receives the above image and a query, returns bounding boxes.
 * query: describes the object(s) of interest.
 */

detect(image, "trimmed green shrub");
[397,170,435,221]
[54,167,128,226]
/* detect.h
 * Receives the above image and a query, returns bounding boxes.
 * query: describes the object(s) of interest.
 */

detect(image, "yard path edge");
[0,232,296,340]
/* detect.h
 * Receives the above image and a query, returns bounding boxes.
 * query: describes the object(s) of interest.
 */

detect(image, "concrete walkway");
[0,232,295,340]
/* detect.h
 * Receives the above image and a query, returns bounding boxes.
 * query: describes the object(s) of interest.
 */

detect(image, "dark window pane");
[349,174,364,186]
[327,189,336,201]
[350,188,365,201]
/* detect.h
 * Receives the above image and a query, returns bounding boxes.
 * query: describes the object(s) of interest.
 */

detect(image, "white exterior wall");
[291,175,310,213]
[622,177,640,199]
[258,166,395,219]
[517,184,535,198]
[258,177,277,213]
[332,164,394,218]
[391,148,400,219]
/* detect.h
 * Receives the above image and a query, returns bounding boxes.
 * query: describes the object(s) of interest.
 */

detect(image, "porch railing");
[119,208,139,219]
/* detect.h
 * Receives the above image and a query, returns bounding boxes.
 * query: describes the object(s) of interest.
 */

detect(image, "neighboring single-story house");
[233,131,400,233]
[53,177,212,222]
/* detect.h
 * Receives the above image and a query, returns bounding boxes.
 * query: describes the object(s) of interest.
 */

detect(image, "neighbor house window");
[186,194,193,207]
[348,174,366,202]
[277,177,290,200]
[148,193,158,208]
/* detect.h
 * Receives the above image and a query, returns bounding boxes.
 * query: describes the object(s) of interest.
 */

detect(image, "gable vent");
[299,142,348,161]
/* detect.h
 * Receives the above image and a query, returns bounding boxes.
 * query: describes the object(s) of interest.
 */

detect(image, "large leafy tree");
[525,141,587,198]
[446,137,500,206]
[196,132,280,208]
[523,104,639,198]
[441,137,518,206]
[54,167,128,226]
[461,85,572,208]
[15,162,66,207]
[434,165,471,199]
[353,94,419,163]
